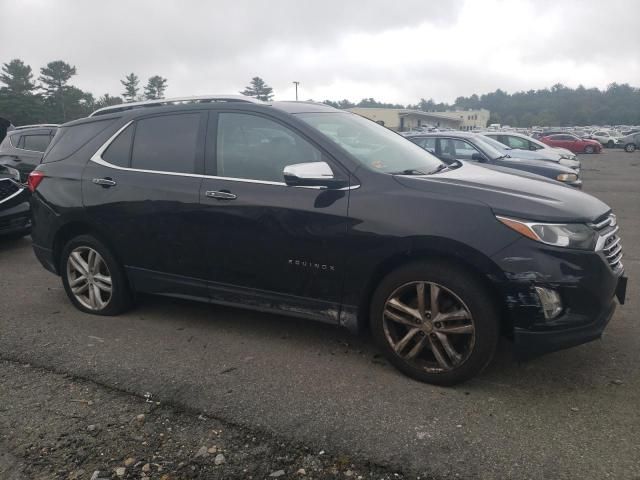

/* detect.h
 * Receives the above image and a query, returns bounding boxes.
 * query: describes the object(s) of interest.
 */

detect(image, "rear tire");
[584,145,595,154]
[606,140,614,148]
[625,143,636,153]
[60,234,133,315]
[370,260,499,386]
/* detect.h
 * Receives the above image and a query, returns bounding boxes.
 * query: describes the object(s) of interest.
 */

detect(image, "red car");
[540,134,602,154]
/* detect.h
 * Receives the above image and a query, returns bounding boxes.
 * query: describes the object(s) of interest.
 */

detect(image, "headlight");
[556,173,578,182]
[560,153,576,160]
[496,216,597,249]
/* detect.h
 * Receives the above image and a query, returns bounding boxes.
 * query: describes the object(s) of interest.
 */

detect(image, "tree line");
[324,83,640,127]
[2,57,638,127]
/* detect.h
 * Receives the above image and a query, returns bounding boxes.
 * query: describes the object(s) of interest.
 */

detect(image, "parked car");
[409,132,582,188]
[540,134,602,154]
[0,163,31,238]
[481,132,581,170]
[0,124,58,182]
[588,131,621,148]
[617,132,640,152]
[29,96,626,385]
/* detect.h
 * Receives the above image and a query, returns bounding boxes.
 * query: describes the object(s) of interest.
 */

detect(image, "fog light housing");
[535,287,563,320]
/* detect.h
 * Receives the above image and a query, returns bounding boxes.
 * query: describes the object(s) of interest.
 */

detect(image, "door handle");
[206,190,237,200]
[92,177,117,187]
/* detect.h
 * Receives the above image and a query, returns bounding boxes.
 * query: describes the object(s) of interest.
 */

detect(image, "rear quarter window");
[43,119,113,164]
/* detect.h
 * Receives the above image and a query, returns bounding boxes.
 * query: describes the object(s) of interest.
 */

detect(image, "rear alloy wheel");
[370,261,498,385]
[625,143,636,153]
[584,145,595,154]
[61,234,133,315]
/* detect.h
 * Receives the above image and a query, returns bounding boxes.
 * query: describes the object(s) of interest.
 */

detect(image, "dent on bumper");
[513,300,615,360]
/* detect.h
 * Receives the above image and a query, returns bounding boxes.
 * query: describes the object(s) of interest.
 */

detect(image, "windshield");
[470,135,506,160]
[296,112,444,174]
[480,135,511,152]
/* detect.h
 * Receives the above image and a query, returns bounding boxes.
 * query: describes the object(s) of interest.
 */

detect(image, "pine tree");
[144,75,168,100]
[0,59,36,94]
[240,76,274,101]
[120,73,140,102]
[38,60,77,121]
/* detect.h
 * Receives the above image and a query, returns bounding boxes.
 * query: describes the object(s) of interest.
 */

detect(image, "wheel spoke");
[72,282,89,295]
[435,332,462,365]
[416,282,427,320]
[87,249,96,274]
[70,275,86,287]
[430,284,440,317]
[69,252,88,275]
[394,328,420,354]
[436,323,474,335]
[405,335,427,359]
[384,308,420,327]
[428,335,452,370]
[95,280,112,293]
[88,283,97,308]
[92,284,104,308]
[93,274,112,285]
[437,308,470,323]
[387,298,421,321]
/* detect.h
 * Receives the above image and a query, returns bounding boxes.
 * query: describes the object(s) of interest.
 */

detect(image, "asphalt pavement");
[1,149,638,479]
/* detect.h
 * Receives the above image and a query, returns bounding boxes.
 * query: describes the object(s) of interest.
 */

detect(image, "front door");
[82,112,209,298]
[199,111,352,323]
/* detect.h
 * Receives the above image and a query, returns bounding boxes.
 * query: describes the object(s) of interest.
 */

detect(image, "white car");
[482,131,580,169]
[588,130,621,148]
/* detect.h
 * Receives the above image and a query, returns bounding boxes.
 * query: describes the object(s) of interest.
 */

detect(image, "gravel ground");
[0,359,409,479]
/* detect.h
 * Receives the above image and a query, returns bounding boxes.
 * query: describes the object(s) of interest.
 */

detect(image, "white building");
[348,108,462,131]
[432,109,491,131]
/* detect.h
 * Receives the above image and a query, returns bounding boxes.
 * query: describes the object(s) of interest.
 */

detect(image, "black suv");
[29,96,627,385]
[0,124,58,181]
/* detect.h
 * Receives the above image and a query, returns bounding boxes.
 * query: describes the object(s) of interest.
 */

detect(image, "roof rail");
[12,124,60,130]
[88,95,264,117]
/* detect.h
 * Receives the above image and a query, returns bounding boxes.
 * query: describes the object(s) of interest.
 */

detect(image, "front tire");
[625,143,636,153]
[60,234,133,315]
[370,260,499,386]
[584,145,595,154]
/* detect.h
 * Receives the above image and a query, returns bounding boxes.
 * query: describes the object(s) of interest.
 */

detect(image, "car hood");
[506,148,562,162]
[393,162,609,223]
[497,155,576,173]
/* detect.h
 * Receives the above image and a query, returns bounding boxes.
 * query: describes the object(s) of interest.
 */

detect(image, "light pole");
[292,81,300,101]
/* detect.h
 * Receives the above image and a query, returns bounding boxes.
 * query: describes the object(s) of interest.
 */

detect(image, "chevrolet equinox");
[29,96,627,385]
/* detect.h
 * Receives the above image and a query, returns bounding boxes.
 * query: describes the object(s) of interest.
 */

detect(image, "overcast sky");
[1,0,639,104]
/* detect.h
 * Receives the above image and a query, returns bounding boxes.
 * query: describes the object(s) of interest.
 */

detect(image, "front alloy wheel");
[584,145,595,154]
[383,281,475,373]
[370,261,498,385]
[625,143,636,153]
[66,246,112,310]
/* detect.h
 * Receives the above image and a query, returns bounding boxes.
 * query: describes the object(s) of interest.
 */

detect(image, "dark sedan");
[406,132,582,188]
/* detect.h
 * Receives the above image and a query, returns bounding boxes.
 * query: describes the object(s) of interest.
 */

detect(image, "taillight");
[27,170,45,192]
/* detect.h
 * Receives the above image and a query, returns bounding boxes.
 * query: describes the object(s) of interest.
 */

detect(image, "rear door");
[198,110,351,322]
[82,112,209,298]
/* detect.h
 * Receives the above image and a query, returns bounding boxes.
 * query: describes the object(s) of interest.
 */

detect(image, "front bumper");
[491,237,626,359]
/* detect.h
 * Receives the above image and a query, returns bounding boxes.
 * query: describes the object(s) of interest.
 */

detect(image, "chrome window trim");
[90,121,359,190]
[0,178,25,204]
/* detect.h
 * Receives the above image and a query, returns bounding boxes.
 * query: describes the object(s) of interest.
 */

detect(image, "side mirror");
[471,152,487,162]
[283,162,348,189]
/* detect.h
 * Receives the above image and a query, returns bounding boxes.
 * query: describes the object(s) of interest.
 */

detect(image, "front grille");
[589,213,623,271]
[0,178,21,202]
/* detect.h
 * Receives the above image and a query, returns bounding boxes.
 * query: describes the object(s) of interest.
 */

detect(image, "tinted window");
[216,113,322,182]
[131,114,200,173]
[103,124,133,167]
[440,138,481,161]
[43,119,112,164]
[412,137,437,152]
[21,134,52,152]
[505,135,529,150]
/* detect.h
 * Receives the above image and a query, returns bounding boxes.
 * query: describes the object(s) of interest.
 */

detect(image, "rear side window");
[412,137,437,152]
[43,119,112,163]
[504,135,529,150]
[20,134,51,152]
[103,125,133,167]
[131,114,200,173]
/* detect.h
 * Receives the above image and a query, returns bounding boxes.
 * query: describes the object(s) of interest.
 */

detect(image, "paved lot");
[1,150,639,479]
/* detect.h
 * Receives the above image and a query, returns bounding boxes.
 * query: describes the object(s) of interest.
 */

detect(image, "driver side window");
[440,138,479,161]
[214,113,322,182]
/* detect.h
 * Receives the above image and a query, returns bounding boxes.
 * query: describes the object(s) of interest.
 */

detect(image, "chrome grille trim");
[591,213,623,271]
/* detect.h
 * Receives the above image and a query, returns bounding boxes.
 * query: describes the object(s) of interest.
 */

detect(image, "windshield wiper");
[428,163,450,175]
[390,169,428,175]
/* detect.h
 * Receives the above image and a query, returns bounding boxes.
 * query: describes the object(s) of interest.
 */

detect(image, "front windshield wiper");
[390,169,428,175]
[427,163,450,175]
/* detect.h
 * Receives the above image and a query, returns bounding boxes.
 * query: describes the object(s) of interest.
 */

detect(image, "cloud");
[0,0,637,104]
